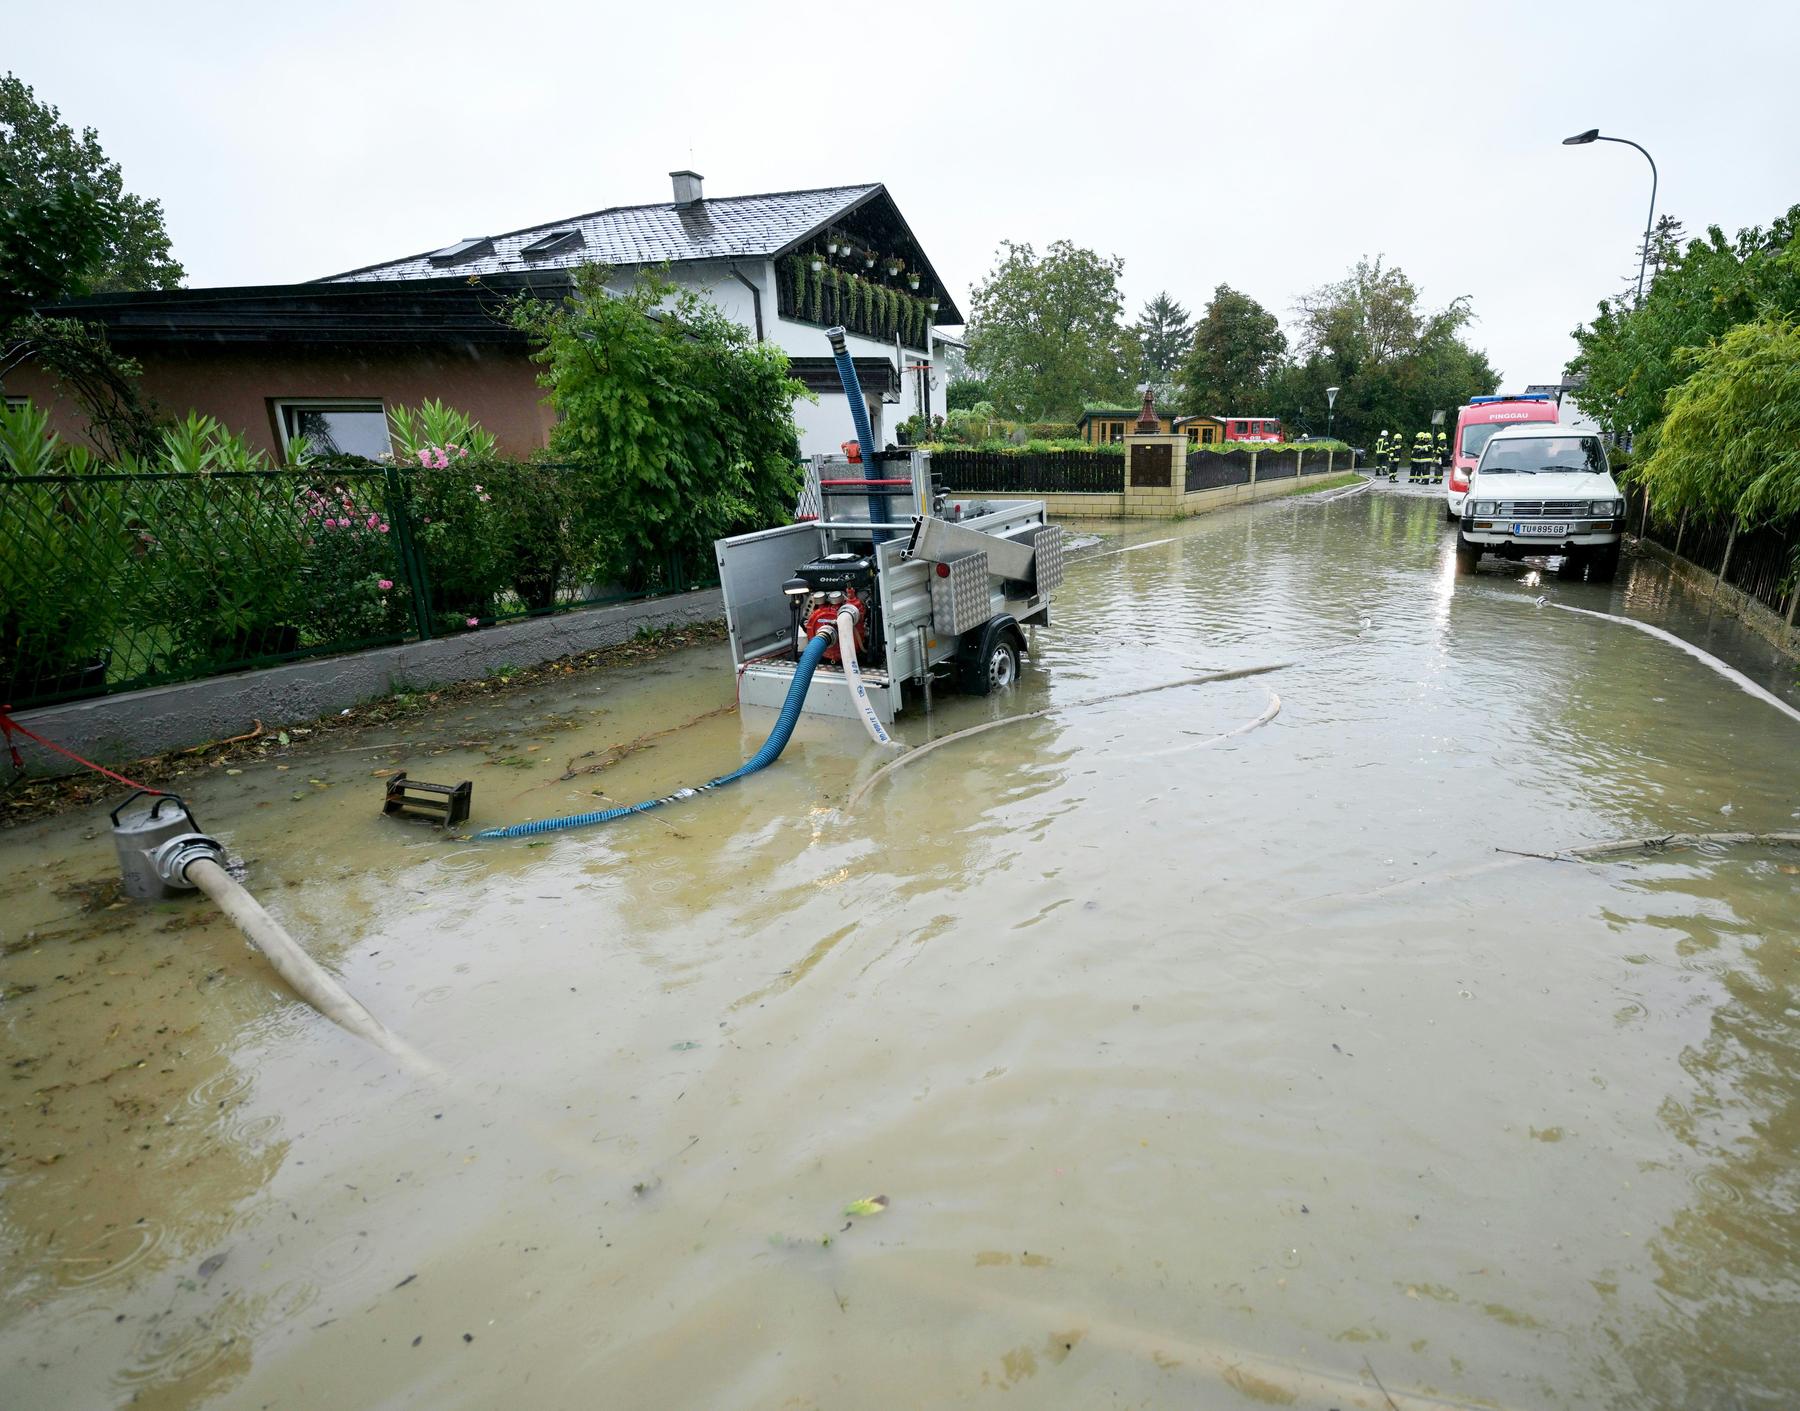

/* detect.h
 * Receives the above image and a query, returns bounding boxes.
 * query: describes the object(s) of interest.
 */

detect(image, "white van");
[1454,424,1624,581]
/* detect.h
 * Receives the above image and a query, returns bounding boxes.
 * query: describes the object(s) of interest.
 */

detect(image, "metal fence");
[1185,450,1254,493]
[1,462,715,710]
[1256,450,1300,481]
[1627,485,1800,622]
[931,450,1124,495]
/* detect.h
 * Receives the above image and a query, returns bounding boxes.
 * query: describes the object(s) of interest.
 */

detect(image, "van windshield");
[1462,420,1549,457]
[1479,436,1607,475]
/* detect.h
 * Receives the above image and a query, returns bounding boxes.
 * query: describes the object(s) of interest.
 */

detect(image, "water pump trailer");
[715,449,1065,723]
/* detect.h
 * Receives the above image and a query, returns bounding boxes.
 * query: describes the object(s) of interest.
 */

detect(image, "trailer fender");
[960,615,1025,696]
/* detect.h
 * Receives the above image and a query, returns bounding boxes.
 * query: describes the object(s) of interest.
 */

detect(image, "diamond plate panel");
[930,550,991,636]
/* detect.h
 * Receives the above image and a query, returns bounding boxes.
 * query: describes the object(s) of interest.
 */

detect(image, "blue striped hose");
[825,325,890,543]
[473,632,833,840]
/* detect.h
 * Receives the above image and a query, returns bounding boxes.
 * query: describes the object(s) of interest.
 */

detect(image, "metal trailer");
[715,450,1065,724]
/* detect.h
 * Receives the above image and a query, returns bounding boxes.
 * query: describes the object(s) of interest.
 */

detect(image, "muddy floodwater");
[4,483,1798,1410]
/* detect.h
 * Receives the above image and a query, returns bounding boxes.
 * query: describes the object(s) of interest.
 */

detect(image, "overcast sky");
[9,0,1798,388]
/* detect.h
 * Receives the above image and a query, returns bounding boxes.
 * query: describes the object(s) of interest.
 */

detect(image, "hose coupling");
[150,832,227,888]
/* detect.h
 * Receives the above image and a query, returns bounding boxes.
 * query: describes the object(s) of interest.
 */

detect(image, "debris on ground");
[0,621,727,827]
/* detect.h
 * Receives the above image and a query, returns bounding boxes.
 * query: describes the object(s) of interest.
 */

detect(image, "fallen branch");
[546,702,739,787]
[180,719,263,754]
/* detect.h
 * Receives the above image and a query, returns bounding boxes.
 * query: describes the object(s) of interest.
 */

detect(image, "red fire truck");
[1220,416,1282,443]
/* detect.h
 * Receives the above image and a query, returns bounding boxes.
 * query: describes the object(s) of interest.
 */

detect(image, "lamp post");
[1325,385,1340,440]
[1562,128,1658,306]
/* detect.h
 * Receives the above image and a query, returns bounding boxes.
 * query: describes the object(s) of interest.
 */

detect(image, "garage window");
[275,400,390,461]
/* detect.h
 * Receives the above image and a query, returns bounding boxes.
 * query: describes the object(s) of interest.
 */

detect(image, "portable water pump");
[784,552,883,665]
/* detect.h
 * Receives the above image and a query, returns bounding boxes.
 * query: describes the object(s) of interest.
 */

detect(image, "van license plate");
[1515,522,1568,536]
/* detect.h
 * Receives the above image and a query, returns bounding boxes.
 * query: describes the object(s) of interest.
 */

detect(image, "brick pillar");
[1124,431,1189,517]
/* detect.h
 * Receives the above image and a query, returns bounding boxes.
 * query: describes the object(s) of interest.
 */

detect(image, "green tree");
[514,265,806,581]
[0,72,184,293]
[1280,256,1493,445]
[0,173,118,327]
[1178,284,1286,415]
[946,377,989,411]
[0,74,178,456]
[965,239,1135,420]
[1635,317,1800,527]
[1568,205,1800,441]
[1134,291,1192,388]
[1295,256,1455,370]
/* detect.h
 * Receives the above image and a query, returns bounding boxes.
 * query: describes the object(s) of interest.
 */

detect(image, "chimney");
[670,170,704,208]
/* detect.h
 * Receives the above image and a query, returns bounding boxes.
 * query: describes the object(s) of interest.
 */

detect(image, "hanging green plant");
[860,277,875,334]
[809,264,825,324]
[788,257,806,314]
[826,267,842,323]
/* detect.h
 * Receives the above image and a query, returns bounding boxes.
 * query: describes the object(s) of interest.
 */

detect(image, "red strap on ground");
[0,705,161,793]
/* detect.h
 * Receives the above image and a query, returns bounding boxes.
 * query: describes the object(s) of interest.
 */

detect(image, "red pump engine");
[803,586,869,664]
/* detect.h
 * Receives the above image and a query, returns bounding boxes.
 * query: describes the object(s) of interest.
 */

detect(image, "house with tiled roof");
[15,172,962,460]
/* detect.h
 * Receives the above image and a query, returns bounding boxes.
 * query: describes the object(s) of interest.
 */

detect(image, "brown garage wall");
[7,343,555,461]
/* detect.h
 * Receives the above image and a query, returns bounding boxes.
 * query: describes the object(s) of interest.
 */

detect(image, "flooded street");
[4,483,1798,1409]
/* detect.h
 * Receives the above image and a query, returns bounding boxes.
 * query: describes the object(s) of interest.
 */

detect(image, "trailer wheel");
[961,623,1021,696]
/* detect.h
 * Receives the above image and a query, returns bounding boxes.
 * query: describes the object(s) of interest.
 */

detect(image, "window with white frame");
[274,399,390,460]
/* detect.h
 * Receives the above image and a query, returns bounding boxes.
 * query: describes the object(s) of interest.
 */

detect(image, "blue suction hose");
[825,326,891,544]
[474,632,834,840]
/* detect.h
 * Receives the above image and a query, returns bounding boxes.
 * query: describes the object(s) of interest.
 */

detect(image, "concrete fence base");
[1041,463,1352,520]
[1631,536,1800,663]
[5,587,724,781]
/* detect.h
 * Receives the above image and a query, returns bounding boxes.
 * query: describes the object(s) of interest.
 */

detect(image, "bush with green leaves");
[389,397,499,464]
[513,265,806,585]
[0,406,131,699]
[124,415,313,671]
[292,478,412,646]
[1636,317,1800,529]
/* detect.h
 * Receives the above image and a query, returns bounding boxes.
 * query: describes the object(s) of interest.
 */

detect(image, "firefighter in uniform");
[1410,430,1435,481]
[1374,430,1390,477]
[1434,428,1449,482]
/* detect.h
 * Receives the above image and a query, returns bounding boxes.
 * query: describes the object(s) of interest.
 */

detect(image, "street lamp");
[1325,385,1340,440]
[1563,128,1658,306]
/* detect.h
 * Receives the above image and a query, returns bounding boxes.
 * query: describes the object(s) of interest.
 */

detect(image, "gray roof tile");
[319,184,881,283]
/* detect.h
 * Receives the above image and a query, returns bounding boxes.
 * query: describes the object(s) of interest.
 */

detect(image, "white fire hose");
[837,606,900,749]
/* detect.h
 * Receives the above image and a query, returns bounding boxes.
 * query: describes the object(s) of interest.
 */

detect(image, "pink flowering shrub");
[297,482,411,642]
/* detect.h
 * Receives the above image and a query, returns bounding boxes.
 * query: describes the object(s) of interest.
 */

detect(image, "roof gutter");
[727,263,764,341]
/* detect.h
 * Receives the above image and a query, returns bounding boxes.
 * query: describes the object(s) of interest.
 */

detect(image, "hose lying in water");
[838,607,899,749]
[844,663,1290,811]
[1538,600,1800,726]
[1113,687,1280,761]
[1560,829,1800,860]
[475,630,835,840]
[1296,831,1800,911]
[1307,473,1373,503]
[186,857,436,1078]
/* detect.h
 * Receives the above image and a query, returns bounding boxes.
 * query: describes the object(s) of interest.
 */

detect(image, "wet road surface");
[3,482,1798,1409]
